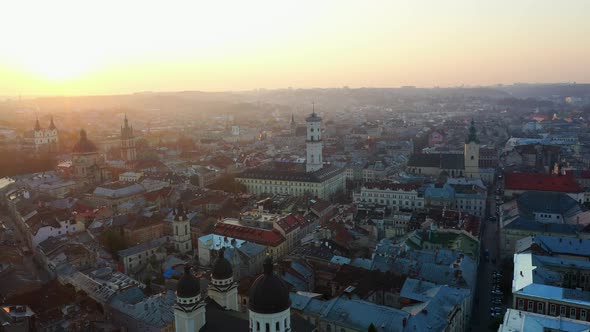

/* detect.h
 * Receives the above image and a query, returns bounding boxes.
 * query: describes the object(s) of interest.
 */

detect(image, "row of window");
[362,192,417,199]
[243,179,315,186]
[537,213,560,219]
[251,318,290,332]
[361,198,423,207]
[517,299,588,320]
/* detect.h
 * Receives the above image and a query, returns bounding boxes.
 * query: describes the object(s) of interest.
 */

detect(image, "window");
[581,309,587,321]
[570,308,576,318]
[276,322,280,331]
[266,323,270,332]
[517,299,524,310]
[257,322,260,331]
[528,301,534,311]
[537,302,544,313]
[560,306,566,316]
[550,304,556,315]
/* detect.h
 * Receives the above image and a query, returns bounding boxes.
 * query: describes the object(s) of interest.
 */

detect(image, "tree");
[101,229,128,259]
[368,323,378,332]
[207,175,247,193]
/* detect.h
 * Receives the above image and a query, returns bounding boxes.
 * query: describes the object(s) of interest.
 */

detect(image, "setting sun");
[14,48,102,81]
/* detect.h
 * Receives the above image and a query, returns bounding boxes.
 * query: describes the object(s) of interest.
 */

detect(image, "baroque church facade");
[33,116,59,152]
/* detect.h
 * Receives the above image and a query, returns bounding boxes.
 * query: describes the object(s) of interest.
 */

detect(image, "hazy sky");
[0,0,589,96]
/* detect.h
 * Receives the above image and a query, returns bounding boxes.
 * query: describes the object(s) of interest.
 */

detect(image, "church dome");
[72,129,98,153]
[249,257,291,314]
[212,248,233,280]
[177,265,200,298]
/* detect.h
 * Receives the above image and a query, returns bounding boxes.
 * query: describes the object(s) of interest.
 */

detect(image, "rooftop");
[504,172,582,193]
[515,235,590,257]
[499,309,590,332]
[513,253,590,307]
[238,163,344,183]
[214,221,285,247]
[118,236,169,258]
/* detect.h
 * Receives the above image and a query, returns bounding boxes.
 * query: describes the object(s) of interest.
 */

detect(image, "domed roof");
[249,256,291,314]
[177,265,200,298]
[72,129,98,153]
[212,248,233,280]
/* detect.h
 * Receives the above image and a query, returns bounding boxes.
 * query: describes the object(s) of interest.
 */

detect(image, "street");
[470,180,502,331]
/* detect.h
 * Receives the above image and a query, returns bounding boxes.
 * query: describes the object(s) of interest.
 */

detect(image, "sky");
[0,0,589,96]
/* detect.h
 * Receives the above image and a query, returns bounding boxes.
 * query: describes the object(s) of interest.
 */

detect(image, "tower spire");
[49,115,56,130]
[466,118,479,144]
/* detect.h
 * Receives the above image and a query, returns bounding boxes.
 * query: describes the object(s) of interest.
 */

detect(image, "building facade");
[121,115,137,162]
[34,116,59,152]
[305,110,323,173]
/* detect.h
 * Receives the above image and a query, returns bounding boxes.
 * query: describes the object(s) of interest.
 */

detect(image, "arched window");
[266,323,270,332]
[276,321,280,331]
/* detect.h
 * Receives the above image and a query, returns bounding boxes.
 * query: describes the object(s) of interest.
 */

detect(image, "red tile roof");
[566,170,590,179]
[214,222,285,247]
[504,172,582,193]
[143,187,172,202]
[276,214,304,234]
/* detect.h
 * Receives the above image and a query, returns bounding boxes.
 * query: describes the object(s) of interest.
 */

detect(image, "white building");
[33,117,59,151]
[174,266,206,332]
[119,172,143,182]
[353,182,425,212]
[208,248,239,311]
[172,203,192,254]
[237,108,345,200]
[305,110,323,173]
[24,210,85,250]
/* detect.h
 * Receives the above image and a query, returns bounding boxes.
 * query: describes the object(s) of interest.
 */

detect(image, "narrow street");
[470,180,502,331]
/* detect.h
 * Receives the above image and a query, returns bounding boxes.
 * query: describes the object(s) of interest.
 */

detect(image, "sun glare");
[17,52,99,81]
